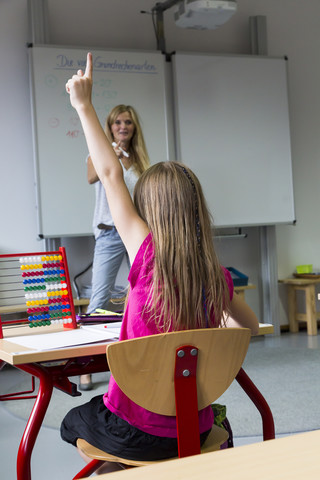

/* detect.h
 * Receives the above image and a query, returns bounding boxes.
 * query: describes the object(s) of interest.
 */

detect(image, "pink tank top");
[104,233,234,437]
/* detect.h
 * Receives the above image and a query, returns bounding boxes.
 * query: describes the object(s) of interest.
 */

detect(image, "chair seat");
[76,424,229,467]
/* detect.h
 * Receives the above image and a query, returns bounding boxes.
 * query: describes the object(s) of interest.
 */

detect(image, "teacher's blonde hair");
[105,104,150,175]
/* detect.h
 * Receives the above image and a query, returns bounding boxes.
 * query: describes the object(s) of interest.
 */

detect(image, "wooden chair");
[73,327,252,479]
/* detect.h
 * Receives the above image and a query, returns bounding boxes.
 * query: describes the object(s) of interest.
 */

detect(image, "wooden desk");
[0,324,274,480]
[0,326,110,365]
[234,284,256,300]
[93,430,320,480]
[279,278,320,335]
[0,326,111,480]
[256,323,274,336]
[0,323,273,366]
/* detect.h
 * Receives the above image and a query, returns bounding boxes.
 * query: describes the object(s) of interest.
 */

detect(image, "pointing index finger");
[84,52,93,79]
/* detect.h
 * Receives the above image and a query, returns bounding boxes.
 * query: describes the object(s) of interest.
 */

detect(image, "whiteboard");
[172,52,295,227]
[29,45,170,238]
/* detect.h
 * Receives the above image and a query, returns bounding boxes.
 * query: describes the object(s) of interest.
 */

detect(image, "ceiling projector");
[174,0,237,30]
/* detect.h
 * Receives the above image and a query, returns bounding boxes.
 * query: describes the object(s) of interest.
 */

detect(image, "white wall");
[0,0,41,254]
[1,0,320,325]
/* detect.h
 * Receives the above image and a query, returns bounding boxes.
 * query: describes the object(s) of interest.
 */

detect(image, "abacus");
[0,247,77,339]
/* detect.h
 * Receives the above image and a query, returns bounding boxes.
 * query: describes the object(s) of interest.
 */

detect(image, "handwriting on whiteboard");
[42,53,160,140]
[55,54,158,74]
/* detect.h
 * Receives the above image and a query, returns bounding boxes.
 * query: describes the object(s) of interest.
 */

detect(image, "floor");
[0,331,318,480]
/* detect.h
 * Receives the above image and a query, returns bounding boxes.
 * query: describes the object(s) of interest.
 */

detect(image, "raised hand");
[65,52,93,110]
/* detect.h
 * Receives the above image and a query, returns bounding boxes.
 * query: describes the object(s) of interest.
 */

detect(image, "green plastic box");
[296,264,313,274]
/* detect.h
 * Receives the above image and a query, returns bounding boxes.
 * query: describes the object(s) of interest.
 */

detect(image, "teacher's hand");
[65,52,93,110]
[112,141,127,159]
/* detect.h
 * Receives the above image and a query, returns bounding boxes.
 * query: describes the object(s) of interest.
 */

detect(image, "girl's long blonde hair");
[133,161,231,332]
[105,104,150,175]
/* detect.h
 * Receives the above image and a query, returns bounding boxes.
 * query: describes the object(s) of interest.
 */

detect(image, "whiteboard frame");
[29,44,171,238]
[172,51,295,228]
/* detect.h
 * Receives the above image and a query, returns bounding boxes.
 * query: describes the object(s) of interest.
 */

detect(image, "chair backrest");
[107,328,251,457]
[107,328,251,415]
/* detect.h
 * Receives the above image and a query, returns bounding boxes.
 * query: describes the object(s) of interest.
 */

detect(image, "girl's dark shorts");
[60,395,210,461]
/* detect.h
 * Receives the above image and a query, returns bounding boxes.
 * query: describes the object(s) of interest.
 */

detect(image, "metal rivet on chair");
[190,348,198,356]
[183,369,190,377]
[177,349,185,357]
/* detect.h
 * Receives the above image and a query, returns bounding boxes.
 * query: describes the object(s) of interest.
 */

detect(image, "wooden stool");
[279,278,320,336]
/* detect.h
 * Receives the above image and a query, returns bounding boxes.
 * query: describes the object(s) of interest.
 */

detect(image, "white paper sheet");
[10,324,120,352]
[81,322,122,336]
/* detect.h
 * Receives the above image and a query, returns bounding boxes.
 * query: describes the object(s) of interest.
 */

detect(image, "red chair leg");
[236,367,275,441]
[73,459,105,479]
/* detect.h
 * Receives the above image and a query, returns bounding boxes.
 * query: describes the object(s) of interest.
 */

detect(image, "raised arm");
[225,293,260,335]
[87,155,99,184]
[66,53,149,262]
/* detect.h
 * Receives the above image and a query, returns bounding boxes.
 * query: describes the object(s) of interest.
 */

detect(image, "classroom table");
[0,325,112,480]
[0,323,274,480]
[92,429,320,480]
[234,284,256,300]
